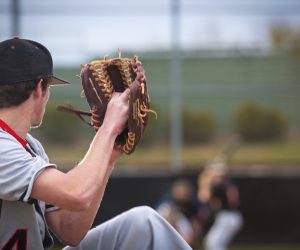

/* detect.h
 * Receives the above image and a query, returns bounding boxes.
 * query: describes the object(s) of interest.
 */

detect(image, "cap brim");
[50,76,70,85]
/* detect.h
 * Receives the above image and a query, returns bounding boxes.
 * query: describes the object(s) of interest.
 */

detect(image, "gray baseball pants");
[63,206,192,250]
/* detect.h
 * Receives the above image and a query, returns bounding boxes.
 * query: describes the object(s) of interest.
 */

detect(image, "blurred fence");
[50,50,300,133]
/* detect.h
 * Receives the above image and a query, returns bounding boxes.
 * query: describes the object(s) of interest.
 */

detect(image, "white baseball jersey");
[0,127,58,250]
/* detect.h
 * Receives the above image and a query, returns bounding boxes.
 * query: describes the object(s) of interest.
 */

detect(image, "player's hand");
[102,89,130,137]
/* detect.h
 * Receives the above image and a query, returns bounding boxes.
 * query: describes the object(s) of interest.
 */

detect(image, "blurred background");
[1,0,300,249]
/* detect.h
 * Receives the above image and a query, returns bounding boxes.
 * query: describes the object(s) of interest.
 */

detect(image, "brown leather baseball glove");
[57,55,157,154]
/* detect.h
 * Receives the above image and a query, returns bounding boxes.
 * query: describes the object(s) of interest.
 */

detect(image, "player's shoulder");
[0,129,22,147]
[0,130,30,162]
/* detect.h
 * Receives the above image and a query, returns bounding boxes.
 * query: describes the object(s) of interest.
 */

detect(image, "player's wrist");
[98,123,119,140]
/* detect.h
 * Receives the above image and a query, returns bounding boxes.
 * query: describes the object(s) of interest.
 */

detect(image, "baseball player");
[198,161,243,250]
[0,37,191,250]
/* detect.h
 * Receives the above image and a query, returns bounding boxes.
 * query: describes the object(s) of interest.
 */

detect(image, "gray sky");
[1,0,300,66]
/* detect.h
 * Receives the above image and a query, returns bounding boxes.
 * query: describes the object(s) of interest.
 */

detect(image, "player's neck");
[0,103,33,139]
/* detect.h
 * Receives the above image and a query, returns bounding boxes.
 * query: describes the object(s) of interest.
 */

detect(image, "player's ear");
[32,79,44,97]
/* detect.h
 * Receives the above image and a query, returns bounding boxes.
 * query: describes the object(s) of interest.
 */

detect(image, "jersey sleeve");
[0,131,56,203]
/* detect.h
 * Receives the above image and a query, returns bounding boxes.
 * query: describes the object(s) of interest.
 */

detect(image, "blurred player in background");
[156,178,208,249]
[198,136,244,250]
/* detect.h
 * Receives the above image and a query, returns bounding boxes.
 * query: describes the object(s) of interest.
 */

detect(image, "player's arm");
[29,91,129,244]
[31,90,129,209]
[45,148,122,246]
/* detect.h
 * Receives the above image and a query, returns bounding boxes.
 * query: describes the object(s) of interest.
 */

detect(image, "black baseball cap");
[0,37,70,85]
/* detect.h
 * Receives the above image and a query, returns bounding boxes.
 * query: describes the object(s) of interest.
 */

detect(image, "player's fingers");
[111,92,121,98]
[120,88,130,100]
[111,90,129,100]
[110,90,130,107]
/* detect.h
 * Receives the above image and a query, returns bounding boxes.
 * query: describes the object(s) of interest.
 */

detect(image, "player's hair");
[0,78,49,108]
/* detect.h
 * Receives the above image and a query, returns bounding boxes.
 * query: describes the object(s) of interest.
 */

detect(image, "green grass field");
[42,138,300,171]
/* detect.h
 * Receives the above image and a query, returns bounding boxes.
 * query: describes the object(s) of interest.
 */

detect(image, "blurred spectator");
[155,178,206,248]
[198,161,243,250]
